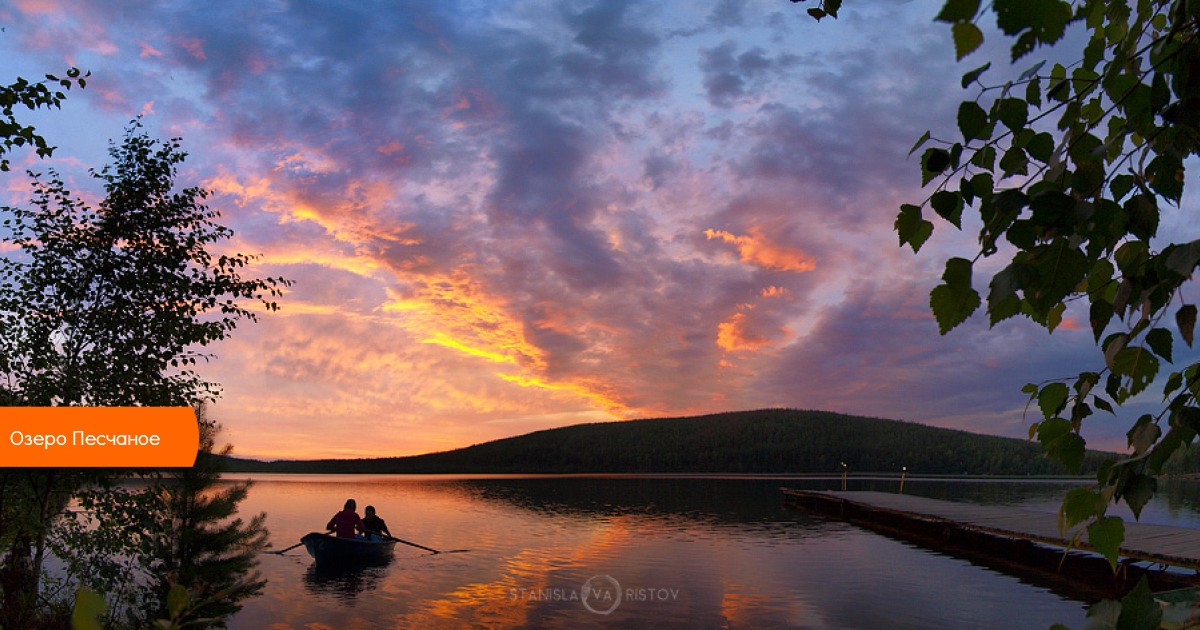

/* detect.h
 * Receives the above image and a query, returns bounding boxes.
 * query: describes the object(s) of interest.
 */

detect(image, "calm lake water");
[224,475,1200,629]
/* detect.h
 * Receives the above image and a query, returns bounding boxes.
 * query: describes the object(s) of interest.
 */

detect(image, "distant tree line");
[215,409,1116,475]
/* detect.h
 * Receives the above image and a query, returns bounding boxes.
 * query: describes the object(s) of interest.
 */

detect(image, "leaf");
[1036,417,1071,444]
[1037,417,1085,471]
[1173,406,1200,434]
[1114,241,1149,276]
[995,98,1029,132]
[1117,576,1163,630]
[1110,174,1135,201]
[1165,371,1184,398]
[1125,194,1159,240]
[935,0,981,22]
[908,130,932,157]
[167,583,189,618]
[1177,305,1197,347]
[1126,414,1160,456]
[929,257,980,334]
[1146,327,1173,362]
[1025,132,1054,163]
[952,22,984,60]
[1025,76,1042,107]
[1148,153,1184,203]
[1072,160,1105,197]
[998,146,1028,177]
[1037,382,1069,419]
[1085,601,1121,627]
[1059,487,1104,532]
[72,587,107,630]
[1122,473,1157,521]
[895,204,934,253]
[1048,430,1086,472]
[1164,240,1200,277]
[1090,300,1113,342]
[930,190,964,228]
[1028,190,1074,228]
[987,265,1021,325]
[1112,347,1160,398]
[1087,516,1124,571]
[921,148,952,185]
[1023,239,1089,317]
[957,101,989,142]
[1018,59,1046,81]
[960,62,991,88]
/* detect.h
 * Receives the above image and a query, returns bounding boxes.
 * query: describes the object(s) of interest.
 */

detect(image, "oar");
[265,539,305,555]
[384,536,468,554]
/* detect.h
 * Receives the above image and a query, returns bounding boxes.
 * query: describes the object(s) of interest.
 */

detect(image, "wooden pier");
[782,489,1200,598]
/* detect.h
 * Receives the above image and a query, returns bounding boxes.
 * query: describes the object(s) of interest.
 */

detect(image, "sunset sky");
[2,0,1196,460]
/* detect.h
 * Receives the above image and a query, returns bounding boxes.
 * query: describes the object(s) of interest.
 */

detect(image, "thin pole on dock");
[841,461,847,491]
[899,466,907,494]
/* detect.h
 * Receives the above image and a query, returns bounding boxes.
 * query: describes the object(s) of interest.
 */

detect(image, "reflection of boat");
[303,557,391,602]
[301,532,397,565]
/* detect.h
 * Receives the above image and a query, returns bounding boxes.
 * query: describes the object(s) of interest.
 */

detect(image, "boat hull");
[300,532,397,565]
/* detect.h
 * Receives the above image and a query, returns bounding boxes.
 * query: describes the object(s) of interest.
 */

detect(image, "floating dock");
[782,489,1200,598]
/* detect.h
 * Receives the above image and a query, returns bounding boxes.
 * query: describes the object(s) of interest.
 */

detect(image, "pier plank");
[782,489,1200,570]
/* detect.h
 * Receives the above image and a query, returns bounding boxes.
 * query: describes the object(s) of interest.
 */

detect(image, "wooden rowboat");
[300,532,397,565]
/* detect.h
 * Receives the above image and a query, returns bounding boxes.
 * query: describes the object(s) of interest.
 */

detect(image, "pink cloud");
[139,41,164,57]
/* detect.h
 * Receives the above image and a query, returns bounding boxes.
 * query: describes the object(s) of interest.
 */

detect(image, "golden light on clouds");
[704,228,816,272]
[761,285,789,298]
[497,373,630,415]
[423,332,518,364]
[382,273,546,370]
[716,311,770,352]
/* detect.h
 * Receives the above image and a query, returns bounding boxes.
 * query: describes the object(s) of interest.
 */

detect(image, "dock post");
[900,466,906,494]
[841,462,847,491]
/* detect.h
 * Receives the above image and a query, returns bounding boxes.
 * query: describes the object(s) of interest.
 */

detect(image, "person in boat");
[327,498,367,539]
[362,505,391,540]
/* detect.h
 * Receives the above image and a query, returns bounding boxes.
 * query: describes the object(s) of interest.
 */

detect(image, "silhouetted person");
[363,505,391,540]
[327,498,366,539]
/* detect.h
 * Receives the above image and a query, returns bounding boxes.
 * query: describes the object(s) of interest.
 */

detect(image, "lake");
[226,475,1200,629]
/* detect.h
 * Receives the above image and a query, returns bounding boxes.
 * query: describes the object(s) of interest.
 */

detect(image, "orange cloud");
[1057,316,1086,331]
[716,311,770,352]
[704,227,816,272]
[761,285,789,298]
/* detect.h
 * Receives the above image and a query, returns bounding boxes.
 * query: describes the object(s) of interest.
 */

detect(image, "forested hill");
[213,409,1115,475]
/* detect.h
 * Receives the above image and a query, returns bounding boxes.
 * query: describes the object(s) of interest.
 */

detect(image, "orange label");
[0,407,199,467]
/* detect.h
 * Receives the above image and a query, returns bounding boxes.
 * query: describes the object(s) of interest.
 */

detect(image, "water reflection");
[303,557,393,602]
[230,475,1097,629]
[456,476,846,538]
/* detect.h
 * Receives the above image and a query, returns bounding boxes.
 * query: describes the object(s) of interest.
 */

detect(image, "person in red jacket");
[326,498,366,538]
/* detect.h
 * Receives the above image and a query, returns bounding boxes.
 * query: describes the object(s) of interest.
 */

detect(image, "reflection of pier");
[782,489,1200,599]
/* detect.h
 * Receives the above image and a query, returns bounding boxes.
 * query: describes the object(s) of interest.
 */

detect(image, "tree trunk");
[1,533,36,629]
